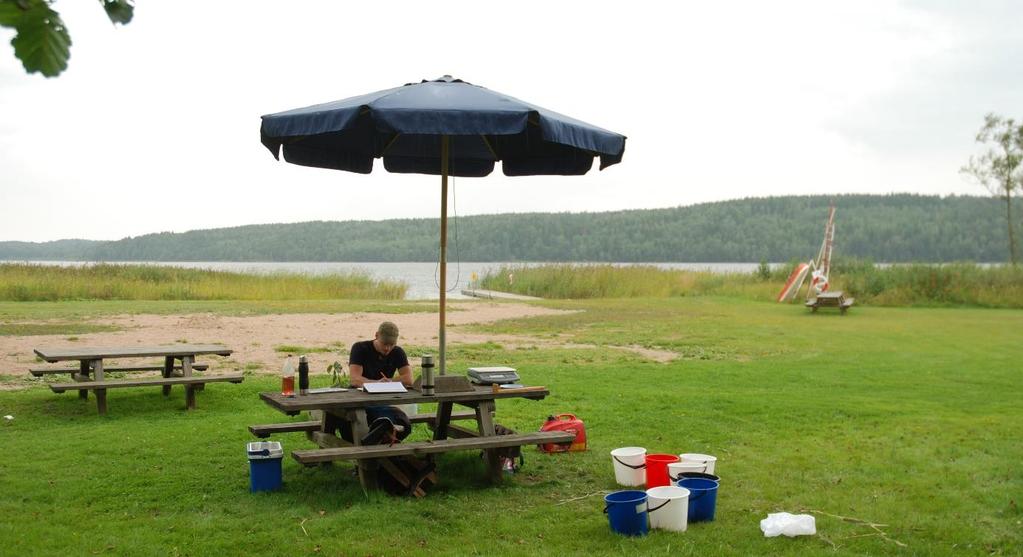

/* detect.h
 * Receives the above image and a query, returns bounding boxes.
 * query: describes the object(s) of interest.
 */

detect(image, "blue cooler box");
[247,441,283,492]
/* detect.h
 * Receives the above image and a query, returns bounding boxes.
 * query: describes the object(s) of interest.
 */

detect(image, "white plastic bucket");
[668,461,707,482]
[679,453,717,475]
[646,485,691,532]
[610,447,647,486]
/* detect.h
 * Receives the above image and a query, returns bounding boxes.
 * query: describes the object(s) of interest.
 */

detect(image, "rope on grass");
[555,490,613,505]
[803,509,907,548]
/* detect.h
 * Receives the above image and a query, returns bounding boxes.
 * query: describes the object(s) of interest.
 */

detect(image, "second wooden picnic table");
[33,344,241,414]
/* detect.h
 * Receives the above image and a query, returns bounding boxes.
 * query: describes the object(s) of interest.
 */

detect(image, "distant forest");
[0,194,1016,263]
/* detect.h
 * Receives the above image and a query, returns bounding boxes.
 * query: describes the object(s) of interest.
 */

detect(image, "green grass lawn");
[1,297,1021,556]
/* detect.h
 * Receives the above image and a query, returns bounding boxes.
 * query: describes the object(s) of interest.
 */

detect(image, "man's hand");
[378,375,391,383]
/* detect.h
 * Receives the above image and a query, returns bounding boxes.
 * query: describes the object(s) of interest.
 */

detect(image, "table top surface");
[815,291,845,299]
[260,384,549,413]
[34,344,233,361]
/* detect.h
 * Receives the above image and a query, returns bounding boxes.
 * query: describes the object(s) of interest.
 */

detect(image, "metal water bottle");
[421,354,435,396]
[298,354,309,395]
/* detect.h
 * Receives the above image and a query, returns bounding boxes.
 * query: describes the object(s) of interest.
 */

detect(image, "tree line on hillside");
[1,194,1017,263]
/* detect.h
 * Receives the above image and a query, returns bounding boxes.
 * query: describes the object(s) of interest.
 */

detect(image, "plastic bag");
[760,512,816,537]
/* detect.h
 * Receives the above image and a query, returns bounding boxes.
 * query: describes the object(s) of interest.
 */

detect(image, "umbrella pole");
[439,135,449,375]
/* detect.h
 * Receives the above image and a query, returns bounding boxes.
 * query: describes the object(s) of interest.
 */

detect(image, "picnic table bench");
[256,385,574,496]
[248,409,477,438]
[33,344,241,414]
[805,291,855,314]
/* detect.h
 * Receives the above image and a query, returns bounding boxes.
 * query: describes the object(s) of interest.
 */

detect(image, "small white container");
[646,485,691,532]
[610,447,647,486]
[679,453,717,475]
[668,461,707,482]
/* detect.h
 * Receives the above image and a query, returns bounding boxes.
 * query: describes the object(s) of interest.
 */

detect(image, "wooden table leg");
[378,459,424,497]
[77,360,89,400]
[182,355,197,409]
[347,409,378,493]
[92,359,107,415]
[476,400,502,483]
[433,402,453,441]
[162,356,173,396]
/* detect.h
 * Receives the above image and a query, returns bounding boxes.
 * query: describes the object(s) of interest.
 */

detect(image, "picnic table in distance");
[805,291,855,314]
[32,344,242,414]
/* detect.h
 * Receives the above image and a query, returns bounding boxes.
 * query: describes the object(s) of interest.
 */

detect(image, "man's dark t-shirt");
[349,340,409,380]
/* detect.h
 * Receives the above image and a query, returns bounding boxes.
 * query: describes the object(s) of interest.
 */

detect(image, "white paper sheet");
[362,382,408,393]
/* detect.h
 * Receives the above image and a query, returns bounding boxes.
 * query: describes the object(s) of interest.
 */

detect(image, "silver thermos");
[421,354,435,395]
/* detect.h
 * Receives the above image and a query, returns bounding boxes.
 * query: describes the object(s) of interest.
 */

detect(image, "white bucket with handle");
[668,461,707,482]
[646,485,691,532]
[610,447,647,486]
[679,453,717,475]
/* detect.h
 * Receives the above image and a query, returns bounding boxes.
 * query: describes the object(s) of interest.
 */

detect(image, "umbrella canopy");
[260,75,626,373]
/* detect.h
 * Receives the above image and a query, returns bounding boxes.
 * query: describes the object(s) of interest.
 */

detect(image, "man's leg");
[361,406,410,444]
[324,410,356,443]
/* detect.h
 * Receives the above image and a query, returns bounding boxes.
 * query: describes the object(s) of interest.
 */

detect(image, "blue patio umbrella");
[260,75,626,373]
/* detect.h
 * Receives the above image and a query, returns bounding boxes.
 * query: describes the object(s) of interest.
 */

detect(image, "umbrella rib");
[382,133,402,155]
[480,135,498,160]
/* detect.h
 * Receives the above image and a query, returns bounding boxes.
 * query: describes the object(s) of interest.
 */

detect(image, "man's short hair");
[377,321,399,344]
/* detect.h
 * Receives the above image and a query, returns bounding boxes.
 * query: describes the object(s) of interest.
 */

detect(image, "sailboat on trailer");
[777,204,836,303]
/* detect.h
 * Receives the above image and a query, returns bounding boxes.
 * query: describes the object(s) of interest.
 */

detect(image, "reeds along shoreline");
[480,261,1023,308]
[0,263,406,301]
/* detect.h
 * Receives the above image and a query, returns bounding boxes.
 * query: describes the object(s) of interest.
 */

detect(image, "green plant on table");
[326,360,348,387]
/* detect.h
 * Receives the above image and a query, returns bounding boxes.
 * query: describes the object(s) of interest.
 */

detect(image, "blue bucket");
[677,477,718,522]
[247,441,283,493]
[603,490,649,536]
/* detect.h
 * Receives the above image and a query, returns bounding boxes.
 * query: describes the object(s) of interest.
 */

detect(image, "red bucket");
[645,454,680,488]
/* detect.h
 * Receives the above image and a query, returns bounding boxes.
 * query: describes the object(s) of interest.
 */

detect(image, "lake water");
[4,260,768,300]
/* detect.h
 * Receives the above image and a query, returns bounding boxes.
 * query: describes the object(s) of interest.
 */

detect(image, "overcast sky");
[1,1,1020,242]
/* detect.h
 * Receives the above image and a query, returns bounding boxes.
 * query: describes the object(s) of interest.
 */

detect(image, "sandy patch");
[1,301,679,388]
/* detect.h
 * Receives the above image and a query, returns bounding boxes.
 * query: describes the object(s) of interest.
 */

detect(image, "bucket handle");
[604,501,646,514]
[553,413,577,421]
[686,488,713,502]
[668,463,708,482]
[613,455,646,470]
[669,469,707,482]
[647,499,671,514]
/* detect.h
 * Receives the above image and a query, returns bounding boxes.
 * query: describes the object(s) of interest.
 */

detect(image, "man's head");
[373,321,400,354]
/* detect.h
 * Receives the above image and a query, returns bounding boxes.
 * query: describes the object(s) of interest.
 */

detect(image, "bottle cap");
[299,355,307,363]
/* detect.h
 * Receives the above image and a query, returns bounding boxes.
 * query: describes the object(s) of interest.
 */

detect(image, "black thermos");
[298,354,309,395]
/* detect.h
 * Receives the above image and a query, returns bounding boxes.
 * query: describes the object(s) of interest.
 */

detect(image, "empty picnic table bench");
[805,291,855,314]
[33,344,240,415]
[257,384,566,496]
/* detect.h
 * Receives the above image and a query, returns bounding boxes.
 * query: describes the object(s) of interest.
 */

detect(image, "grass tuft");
[481,261,1023,307]
[0,263,407,301]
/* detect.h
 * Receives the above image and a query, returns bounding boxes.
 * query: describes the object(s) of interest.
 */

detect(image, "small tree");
[961,113,1023,265]
[0,0,134,78]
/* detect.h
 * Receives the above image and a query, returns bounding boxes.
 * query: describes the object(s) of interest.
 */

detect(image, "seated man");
[327,321,414,444]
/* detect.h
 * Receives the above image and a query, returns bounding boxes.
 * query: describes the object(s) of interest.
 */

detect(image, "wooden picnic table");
[805,291,855,314]
[32,344,241,414]
[256,385,575,496]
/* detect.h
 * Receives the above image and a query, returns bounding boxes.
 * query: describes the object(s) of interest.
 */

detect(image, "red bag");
[538,413,587,453]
